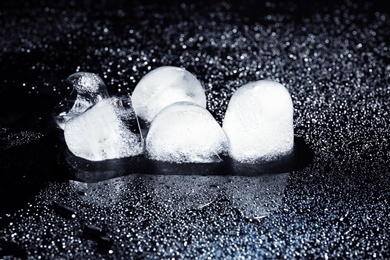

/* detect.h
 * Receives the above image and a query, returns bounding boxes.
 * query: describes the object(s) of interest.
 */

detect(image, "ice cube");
[70,176,136,207]
[64,95,143,161]
[53,72,109,129]
[222,80,294,163]
[131,66,207,123]
[145,102,228,163]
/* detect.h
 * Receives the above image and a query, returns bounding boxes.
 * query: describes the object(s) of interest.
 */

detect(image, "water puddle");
[61,136,312,219]
[69,173,289,219]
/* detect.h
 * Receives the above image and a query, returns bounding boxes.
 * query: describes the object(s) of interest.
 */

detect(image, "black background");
[1,0,389,258]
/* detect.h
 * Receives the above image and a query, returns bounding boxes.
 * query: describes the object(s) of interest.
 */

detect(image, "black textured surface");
[0,0,389,259]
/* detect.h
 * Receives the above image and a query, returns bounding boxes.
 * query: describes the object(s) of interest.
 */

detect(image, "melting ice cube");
[145,102,228,163]
[131,66,207,123]
[64,95,143,161]
[53,72,109,129]
[222,80,294,163]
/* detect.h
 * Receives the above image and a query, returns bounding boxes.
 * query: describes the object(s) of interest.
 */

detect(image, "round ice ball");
[131,66,207,123]
[145,102,228,163]
[222,80,294,163]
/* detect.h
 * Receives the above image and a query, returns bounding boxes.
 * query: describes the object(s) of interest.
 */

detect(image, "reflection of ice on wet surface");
[69,173,289,219]
[69,177,135,208]
[142,174,290,219]
[143,175,222,213]
[228,175,289,219]
[0,171,289,257]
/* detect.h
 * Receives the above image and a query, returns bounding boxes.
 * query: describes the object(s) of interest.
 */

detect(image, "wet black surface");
[0,0,389,258]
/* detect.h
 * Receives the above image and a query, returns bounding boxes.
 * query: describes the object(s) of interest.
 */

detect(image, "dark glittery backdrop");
[0,0,389,258]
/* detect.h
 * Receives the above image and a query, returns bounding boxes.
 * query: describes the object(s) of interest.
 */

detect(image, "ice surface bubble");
[64,95,143,161]
[131,66,207,123]
[53,72,109,129]
[223,80,294,163]
[145,101,228,163]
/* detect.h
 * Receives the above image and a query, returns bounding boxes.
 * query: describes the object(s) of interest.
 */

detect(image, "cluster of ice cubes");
[54,66,294,163]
